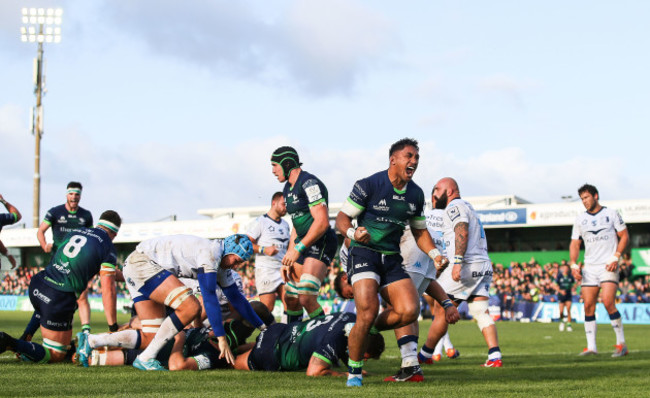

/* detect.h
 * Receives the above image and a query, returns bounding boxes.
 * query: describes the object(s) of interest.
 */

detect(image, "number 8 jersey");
[43,227,118,296]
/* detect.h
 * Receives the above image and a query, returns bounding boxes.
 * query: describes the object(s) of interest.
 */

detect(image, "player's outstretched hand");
[216,335,235,365]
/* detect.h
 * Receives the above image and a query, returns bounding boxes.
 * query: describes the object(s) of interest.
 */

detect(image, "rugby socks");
[10,337,49,363]
[433,339,444,356]
[397,335,419,367]
[488,346,502,361]
[584,315,597,351]
[19,312,41,341]
[418,344,434,361]
[308,307,324,319]
[89,329,141,349]
[347,358,363,382]
[81,324,91,334]
[285,310,303,323]
[138,313,184,361]
[608,311,626,345]
[442,332,453,350]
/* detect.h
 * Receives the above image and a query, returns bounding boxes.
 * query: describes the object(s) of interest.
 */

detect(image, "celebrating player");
[420,177,503,367]
[78,234,268,370]
[0,211,121,364]
[36,182,95,336]
[271,146,337,321]
[335,138,448,386]
[570,184,629,357]
[0,194,22,270]
[234,312,385,376]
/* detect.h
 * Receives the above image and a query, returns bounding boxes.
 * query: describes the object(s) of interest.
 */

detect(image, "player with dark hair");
[78,234,268,371]
[335,138,449,386]
[556,263,575,332]
[0,210,122,364]
[570,183,629,357]
[0,193,22,269]
[246,192,300,320]
[271,146,337,322]
[234,312,385,376]
[36,181,94,336]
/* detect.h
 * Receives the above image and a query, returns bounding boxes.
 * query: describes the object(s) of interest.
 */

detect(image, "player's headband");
[97,220,120,234]
[67,188,82,194]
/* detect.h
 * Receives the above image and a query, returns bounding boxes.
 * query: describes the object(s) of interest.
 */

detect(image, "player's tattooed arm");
[454,222,469,256]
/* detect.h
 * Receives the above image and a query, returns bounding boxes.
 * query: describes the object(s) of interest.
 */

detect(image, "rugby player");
[271,146,337,321]
[334,228,460,382]
[246,192,301,321]
[556,262,575,332]
[335,138,449,386]
[420,177,503,367]
[0,211,122,364]
[36,182,95,336]
[78,234,268,370]
[0,193,21,270]
[234,312,385,376]
[570,184,629,357]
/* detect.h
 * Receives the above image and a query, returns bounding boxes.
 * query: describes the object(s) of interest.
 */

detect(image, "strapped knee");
[468,300,494,331]
[42,338,70,355]
[285,281,299,299]
[164,286,193,310]
[141,318,164,334]
[297,274,322,296]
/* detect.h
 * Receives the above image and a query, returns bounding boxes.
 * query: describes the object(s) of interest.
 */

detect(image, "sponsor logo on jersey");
[33,289,51,304]
[305,184,323,203]
[354,262,368,270]
[58,216,67,224]
[372,199,390,212]
[447,206,460,221]
[472,270,494,278]
[52,262,71,274]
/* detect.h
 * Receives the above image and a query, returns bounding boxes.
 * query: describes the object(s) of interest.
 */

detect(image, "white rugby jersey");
[425,208,446,256]
[571,207,626,265]
[136,234,221,278]
[246,215,290,269]
[441,199,490,263]
[400,227,433,276]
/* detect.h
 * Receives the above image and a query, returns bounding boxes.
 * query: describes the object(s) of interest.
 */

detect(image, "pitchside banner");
[533,302,650,325]
[0,295,133,313]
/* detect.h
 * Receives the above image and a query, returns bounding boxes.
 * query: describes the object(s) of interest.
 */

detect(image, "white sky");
[1,0,648,224]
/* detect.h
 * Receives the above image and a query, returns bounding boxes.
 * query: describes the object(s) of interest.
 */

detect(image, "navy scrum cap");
[271,146,302,178]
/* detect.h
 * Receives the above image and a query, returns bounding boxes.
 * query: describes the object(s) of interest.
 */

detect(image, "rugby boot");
[76,332,92,367]
[579,348,598,356]
[133,356,167,371]
[383,365,424,382]
[611,344,628,357]
[417,352,434,364]
[446,348,460,359]
[482,358,503,367]
[346,377,363,387]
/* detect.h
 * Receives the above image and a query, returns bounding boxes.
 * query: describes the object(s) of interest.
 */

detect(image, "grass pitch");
[1,311,649,397]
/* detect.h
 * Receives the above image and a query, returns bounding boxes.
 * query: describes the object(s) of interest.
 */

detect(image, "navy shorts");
[302,228,337,265]
[557,293,572,303]
[247,323,288,371]
[347,246,410,288]
[28,271,77,331]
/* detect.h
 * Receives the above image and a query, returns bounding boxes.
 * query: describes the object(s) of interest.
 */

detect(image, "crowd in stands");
[3,255,649,306]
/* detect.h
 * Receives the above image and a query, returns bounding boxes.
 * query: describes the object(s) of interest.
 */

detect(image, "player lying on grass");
[234,311,385,376]
[83,301,273,371]
[77,234,269,371]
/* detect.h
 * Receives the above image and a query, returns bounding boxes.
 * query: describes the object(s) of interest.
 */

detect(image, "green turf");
[1,311,648,397]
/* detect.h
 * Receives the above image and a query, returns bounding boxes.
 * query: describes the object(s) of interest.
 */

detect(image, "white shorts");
[407,271,433,297]
[581,264,619,287]
[255,266,284,295]
[437,260,493,301]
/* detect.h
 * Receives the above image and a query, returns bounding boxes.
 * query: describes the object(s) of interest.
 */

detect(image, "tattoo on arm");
[454,222,469,256]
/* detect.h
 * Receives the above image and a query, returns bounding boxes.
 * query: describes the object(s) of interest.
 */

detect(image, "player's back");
[136,234,218,278]
[43,227,116,295]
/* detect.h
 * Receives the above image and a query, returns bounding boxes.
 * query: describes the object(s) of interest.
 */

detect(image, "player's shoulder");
[77,206,93,217]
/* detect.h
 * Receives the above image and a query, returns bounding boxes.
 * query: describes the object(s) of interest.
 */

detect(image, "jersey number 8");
[62,235,88,258]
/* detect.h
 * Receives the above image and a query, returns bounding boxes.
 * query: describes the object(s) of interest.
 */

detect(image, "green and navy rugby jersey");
[43,204,93,253]
[556,272,575,292]
[346,170,426,254]
[275,312,354,371]
[283,170,330,240]
[43,227,117,295]
[0,212,19,232]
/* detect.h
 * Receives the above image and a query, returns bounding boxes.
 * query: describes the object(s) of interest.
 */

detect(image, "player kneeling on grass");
[234,312,384,376]
[86,301,274,371]
[0,211,122,364]
[77,234,269,371]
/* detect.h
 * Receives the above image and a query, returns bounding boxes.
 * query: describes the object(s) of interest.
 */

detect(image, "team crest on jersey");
[267,226,275,232]
[447,206,460,221]
[79,218,86,224]
[58,216,67,223]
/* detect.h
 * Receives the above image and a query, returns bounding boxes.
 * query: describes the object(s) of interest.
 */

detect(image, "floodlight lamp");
[54,27,61,35]
[29,8,37,16]
[37,34,44,43]
[46,17,53,25]
[22,8,28,16]
[22,16,29,24]
[38,8,45,16]
[46,36,53,43]
[30,16,37,24]
[20,27,27,34]
[45,27,53,34]
[46,8,54,16]
[28,26,36,35]
[21,35,28,42]
[55,9,63,17]
[38,16,45,24]
[29,35,36,42]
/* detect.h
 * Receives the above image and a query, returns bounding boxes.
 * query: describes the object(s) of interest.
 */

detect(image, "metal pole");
[33,33,44,228]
